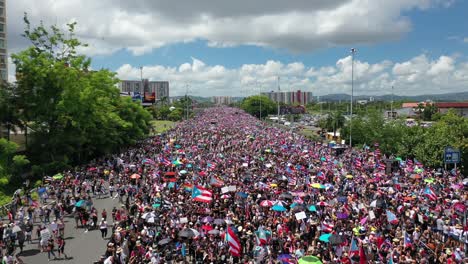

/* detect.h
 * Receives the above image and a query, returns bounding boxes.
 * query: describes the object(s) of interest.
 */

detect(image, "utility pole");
[185,84,189,120]
[350,48,356,147]
[391,85,394,119]
[257,82,262,120]
[277,76,281,122]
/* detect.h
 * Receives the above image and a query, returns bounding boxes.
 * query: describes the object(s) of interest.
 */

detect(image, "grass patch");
[150,120,176,134]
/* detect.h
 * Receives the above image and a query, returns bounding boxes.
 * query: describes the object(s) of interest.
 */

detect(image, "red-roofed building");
[435,102,468,117]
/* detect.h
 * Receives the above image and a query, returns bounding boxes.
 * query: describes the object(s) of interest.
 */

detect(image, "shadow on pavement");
[18,249,40,257]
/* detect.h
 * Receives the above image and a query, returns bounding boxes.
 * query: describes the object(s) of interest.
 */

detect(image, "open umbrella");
[52,173,64,180]
[272,204,287,212]
[329,234,345,245]
[260,200,274,207]
[319,234,331,242]
[337,213,349,219]
[424,178,435,183]
[213,219,225,225]
[278,254,295,263]
[180,170,188,174]
[178,229,197,238]
[298,256,322,264]
[202,216,214,223]
[158,238,172,245]
[236,192,249,199]
[311,183,325,189]
[12,226,22,233]
[308,205,317,212]
[316,201,329,207]
[130,174,141,180]
[208,229,220,235]
[410,174,422,179]
[279,193,293,200]
[75,200,87,208]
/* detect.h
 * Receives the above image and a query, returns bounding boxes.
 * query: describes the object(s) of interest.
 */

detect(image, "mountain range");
[171,91,468,102]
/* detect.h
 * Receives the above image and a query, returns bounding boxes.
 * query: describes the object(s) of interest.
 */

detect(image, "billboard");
[143,92,156,104]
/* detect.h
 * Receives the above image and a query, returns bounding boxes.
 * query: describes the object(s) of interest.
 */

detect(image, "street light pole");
[277,76,280,122]
[391,85,394,119]
[350,48,356,147]
[185,84,189,120]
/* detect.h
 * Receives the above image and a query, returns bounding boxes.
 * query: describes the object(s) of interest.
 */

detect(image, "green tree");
[168,108,183,121]
[241,95,276,119]
[12,14,151,173]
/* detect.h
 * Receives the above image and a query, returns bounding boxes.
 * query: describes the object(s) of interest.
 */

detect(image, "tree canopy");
[241,95,276,119]
[8,14,152,174]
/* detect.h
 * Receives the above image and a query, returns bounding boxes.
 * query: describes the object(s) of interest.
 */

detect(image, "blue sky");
[8,0,468,96]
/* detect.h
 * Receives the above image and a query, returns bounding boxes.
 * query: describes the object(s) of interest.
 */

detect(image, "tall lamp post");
[350,48,356,147]
[277,76,281,122]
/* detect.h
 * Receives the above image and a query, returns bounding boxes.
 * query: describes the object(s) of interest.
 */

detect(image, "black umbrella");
[279,193,293,200]
[158,238,172,245]
[329,234,345,245]
[178,229,197,238]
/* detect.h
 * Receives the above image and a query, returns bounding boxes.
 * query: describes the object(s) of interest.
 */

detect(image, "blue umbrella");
[272,204,287,212]
[308,205,317,212]
[38,188,47,194]
[319,233,332,242]
[337,196,347,203]
[236,192,248,198]
[75,200,87,207]
[278,254,295,264]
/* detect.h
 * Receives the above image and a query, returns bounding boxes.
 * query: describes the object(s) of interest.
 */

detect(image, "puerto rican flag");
[386,210,399,224]
[210,176,224,187]
[377,162,386,171]
[226,226,242,257]
[160,157,172,166]
[404,232,412,247]
[423,186,437,201]
[406,159,413,167]
[192,185,213,203]
[321,222,334,233]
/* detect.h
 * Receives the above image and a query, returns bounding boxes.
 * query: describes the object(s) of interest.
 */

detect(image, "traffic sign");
[444,146,460,164]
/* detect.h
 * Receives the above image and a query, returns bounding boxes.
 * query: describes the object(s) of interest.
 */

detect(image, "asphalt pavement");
[17,193,120,264]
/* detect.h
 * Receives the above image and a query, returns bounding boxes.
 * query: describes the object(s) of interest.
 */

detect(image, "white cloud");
[8,0,453,56]
[464,37,468,43]
[116,54,468,97]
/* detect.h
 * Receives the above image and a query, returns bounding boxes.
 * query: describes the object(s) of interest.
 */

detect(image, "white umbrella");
[189,228,200,238]
[12,226,22,233]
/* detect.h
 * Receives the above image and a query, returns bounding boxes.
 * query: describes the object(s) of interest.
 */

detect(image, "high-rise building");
[118,79,169,105]
[0,0,7,82]
[261,90,313,105]
[212,96,232,105]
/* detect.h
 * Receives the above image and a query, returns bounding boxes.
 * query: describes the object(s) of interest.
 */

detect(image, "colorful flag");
[255,227,270,246]
[182,183,193,192]
[404,232,412,247]
[321,222,334,233]
[226,226,242,257]
[192,185,213,203]
[142,158,157,166]
[423,186,437,201]
[386,210,398,224]
[349,237,359,255]
[160,157,172,166]
[210,176,224,187]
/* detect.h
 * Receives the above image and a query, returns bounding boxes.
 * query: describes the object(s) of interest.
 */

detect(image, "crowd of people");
[1,107,467,263]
